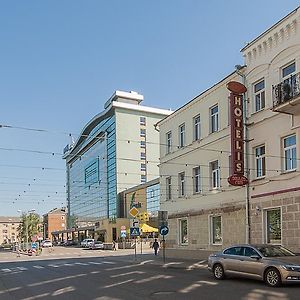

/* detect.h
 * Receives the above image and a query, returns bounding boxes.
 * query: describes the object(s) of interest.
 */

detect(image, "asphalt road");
[0,247,299,300]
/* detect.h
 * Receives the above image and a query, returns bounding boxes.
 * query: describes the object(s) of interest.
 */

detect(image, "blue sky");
[0,0,299,216]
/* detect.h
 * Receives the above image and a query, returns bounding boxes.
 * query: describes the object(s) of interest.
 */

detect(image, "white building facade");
[159,7,300,254]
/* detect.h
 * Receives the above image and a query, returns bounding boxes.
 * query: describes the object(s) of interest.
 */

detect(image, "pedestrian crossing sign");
[130,227,140,236]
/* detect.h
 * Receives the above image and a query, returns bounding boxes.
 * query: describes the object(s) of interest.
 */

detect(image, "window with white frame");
[166,131,172,154]
[166,177,172,200]
[140,116,146,126]
[141,152,146,160]
[255,145,266,178]
[283,135,297,172]
[140,128,146,137]
[210,105,219,133]
[210,160,220,189]
[210,215,222,244]
[178,172,185,197]
[265,208,281,244]
[141,175,147,183]
[193,166,201,193]
[178,124,185,148]
[193,114,201,141]
[282,62,296,99]
[253,80,265,112]
[179,219,188,245]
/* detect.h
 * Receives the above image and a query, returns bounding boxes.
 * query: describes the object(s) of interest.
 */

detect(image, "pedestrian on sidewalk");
[112,240,117,251]
[152,239,159,256]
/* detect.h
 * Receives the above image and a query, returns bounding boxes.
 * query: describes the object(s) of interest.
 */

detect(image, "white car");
[42,240,53,248]
[89,241,104,250]
[80,239,94,248]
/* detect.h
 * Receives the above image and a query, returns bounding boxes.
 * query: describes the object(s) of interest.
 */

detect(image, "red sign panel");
[228,174,248,186]
[227,81,248,186]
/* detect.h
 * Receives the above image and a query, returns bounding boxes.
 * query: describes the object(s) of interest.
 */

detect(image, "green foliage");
[17,213,41,243]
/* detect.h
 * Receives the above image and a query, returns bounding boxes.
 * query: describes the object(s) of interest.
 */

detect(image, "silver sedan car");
[208,244,300,287]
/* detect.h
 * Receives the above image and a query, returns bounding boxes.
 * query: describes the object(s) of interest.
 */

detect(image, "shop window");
[179,219,188,245]
[265,208,281,244]
[210,215,222,244]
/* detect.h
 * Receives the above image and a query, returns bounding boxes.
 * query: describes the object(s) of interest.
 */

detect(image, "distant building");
[43,208,67,241]
[121,178,160,228]
[0,217,21,244]
[63,90,172,242]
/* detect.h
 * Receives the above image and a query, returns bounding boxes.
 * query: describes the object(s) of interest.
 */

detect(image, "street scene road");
[0,247,299,300]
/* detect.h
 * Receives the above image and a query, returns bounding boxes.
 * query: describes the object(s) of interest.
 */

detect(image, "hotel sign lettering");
[227,81,248,186]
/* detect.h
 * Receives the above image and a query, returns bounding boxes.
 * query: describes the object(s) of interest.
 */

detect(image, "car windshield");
[257,245,295,257]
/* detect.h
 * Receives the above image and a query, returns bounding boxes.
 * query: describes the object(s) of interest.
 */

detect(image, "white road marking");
[16,267,27,271]
[48,264,59,268]
[103,279,134,288]
[63,263,74,266]
[1,268,11,272]
[102,261,115,264]
[110,271,145,278]
[186,260,207,270]
[136,274,173,283]
[74,262,88,266]
[88,262,102,265]
[140,260,154,265]
[162,262,183,268]
[33,265,44,269]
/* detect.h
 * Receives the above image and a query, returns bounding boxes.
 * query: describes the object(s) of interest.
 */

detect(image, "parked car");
[41,240,53,248]
[63,240,77,246]
[80,239,94,248]
[89,241,104,250]
[208,244,300,287]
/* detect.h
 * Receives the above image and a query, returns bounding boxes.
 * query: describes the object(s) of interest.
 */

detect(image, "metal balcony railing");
[272,72,300,109]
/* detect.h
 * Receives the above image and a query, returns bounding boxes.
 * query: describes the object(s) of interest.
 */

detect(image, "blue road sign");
[130,227,140,236]
[159,225,169,236]
[121,231,126,238]
[31,242,37,249]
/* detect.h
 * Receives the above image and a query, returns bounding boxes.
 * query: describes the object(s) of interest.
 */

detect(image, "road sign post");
[159,225,169,264]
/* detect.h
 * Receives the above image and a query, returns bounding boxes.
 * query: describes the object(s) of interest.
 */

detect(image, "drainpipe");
[235,65,250,244]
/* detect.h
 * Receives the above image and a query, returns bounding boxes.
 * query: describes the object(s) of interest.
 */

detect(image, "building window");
[265,208,281,244]
[141,163,146,171]
[255,145,266,178]
[140,141,146,149]
[178,172,185,197]
[140,116,146,126]
[210,216,222,244]
[210,161,220,189]
[193,114,201,141]
[283,135,297,172]
[178,124,185,148]
[193,166,201,193]
[179,219,188,245]
[166,131,172,154]
[254,80,265,112]
[282,62,296,80]
[141,152,146,160]
[210,105,219,133]
[141,175,147,183]
[166,177,172,200]
[140,129,146,137]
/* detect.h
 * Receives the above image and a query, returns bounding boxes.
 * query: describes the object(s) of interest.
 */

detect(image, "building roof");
[241,6,299,52]
[0,216,21,223]
[44,207,67,216]
[157,69,240,126]
[123,178,160,195]
[63,91,172,159]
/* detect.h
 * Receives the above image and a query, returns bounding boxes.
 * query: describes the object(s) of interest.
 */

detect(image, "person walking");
[112,240,117,251]
[152,239,159,256]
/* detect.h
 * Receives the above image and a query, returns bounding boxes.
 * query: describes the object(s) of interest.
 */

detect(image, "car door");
[238,246,264,278]
[222,246,245,273]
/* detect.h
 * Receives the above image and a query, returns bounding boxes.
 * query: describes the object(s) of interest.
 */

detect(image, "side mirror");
[250,255,261,260]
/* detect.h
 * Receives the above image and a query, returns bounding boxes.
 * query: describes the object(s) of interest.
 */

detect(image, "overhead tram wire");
[1,123,300,165]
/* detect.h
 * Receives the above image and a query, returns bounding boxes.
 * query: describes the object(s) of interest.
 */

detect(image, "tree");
[17,213,41,244]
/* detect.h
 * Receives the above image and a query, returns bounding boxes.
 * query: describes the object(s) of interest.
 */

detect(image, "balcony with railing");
[272,72,300,115]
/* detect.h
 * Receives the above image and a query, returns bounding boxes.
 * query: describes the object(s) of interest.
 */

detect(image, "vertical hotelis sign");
[227,81,248,186]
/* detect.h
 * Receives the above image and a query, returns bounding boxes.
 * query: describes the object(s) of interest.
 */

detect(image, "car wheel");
[265,268,281,287]
[213,264,225,280]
